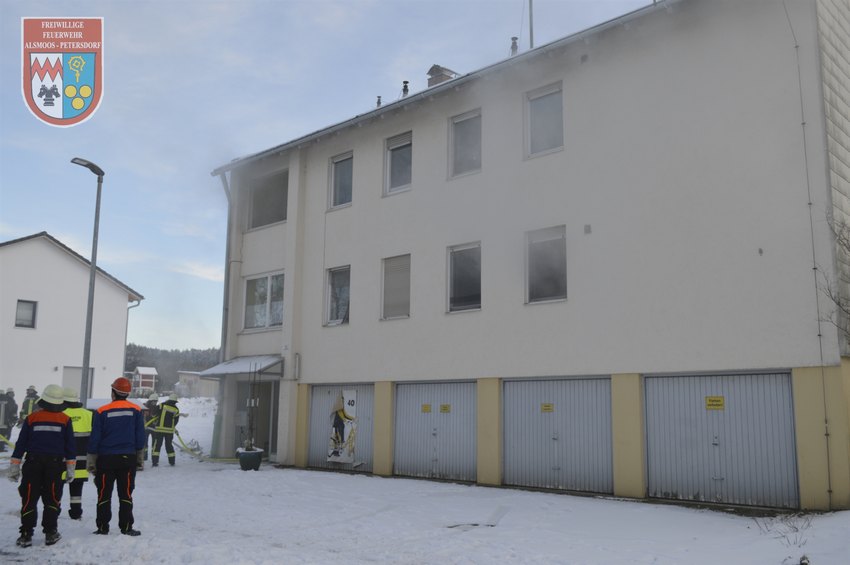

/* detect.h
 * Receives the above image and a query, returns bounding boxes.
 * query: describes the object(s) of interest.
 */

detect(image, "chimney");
[426,64,459,87]
[376,95,382,108]
[511,36,518,57]
[402,80,409,97]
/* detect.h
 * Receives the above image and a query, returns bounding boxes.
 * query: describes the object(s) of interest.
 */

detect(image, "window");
[244,274,284,329]
[527,83,563,156]
[527,226,566,303]
[15,300,37,328]
[249,170,288,229]
[330,152,353,208]
[448,243,481,312]
[327,266,351,325]
[385,132,412,194]
[450,110,482,177]
[382,254,411,319]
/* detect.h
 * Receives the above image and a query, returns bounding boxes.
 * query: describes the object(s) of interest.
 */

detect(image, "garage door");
[645,372,798,508]
[394,382,476,481]
[308,384,374,472]
[503,377,613,493]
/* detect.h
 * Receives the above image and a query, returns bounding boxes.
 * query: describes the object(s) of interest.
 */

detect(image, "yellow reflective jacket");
[62,405,93,480]
[154,402,179,433]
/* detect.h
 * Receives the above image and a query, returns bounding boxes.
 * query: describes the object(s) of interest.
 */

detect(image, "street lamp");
[71,157,105,404]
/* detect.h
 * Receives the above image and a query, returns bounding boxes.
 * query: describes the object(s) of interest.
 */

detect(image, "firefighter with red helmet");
[86,377,145,536]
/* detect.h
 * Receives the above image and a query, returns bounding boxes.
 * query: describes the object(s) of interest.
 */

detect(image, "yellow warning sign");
[440,404,451,413]
[541,403,555,413]
[421,404,432,413]
[705,396,725,410]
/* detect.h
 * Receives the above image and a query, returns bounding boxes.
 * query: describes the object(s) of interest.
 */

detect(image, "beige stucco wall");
[793,366,850,510]
[294,383,310,467]
[476,378,502,486]
[611,373,646,499]
[372,381,395,476]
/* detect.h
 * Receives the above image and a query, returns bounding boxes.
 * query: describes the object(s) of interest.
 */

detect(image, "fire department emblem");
[22,17,103,127]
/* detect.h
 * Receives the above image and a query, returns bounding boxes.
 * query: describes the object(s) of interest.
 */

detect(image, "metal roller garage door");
[394,382,476,481]
[308,384,374,472]
[503,377,613,493]
[645,372,798,508]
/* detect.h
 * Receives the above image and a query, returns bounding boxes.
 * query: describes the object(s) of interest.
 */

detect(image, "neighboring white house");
[176,370,219,398]
[131,366,158,394]
[207,0,850,510]
[0,232,143,399]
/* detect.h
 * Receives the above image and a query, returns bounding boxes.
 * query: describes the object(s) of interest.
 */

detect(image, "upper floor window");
[385,132,412,195]
[527,226,567,303]
[448,243,481,312]
[327,266,351,325]
[450,110,482,177]
[330,152,353,208]
[15,300,37,328]
[382,254,411,319]
[249,170,288,229]
[526,83,563,157]
[244,273,284,329]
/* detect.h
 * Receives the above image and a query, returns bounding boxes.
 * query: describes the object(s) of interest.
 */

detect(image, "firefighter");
[87,377,145,536]
[141,393,159,461]
[0,387,18,451]
[17,385,39,425]
[8,384,76,547]
[151,393,179,467]
[61,387,93,520]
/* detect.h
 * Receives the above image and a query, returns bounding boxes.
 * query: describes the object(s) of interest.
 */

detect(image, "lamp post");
[71,157,105,404]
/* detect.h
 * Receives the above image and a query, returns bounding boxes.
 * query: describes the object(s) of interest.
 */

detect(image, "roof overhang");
[199,355,282,378]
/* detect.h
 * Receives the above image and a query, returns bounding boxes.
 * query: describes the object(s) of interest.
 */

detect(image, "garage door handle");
[711,476,725,481]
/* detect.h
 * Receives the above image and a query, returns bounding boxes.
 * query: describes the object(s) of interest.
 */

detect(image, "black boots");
[45,530,61,546]
[16,531,32,547]
[121,527,141,536]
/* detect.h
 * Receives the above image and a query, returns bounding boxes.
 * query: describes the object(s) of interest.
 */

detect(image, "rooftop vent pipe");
[402,80,409,97]
[376,95,382,108]
[510,36,518,56]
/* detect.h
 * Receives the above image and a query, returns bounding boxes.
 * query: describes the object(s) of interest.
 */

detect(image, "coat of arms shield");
[22,18,103,127]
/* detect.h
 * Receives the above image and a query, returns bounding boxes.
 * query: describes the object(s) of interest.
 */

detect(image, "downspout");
[123,299,141,374]
[217,172,233,364]
[212,171,234,458]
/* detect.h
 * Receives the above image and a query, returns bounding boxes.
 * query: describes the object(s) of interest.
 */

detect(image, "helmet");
[5,387,12,394]
[27,385,37,393]
[40,384,65,406]
[149,392,159,401]
[111,377,132,396]
[168,393,178,402]
[63,387,80,403]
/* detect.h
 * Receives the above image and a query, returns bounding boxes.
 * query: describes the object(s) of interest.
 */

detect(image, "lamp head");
[71,157,105,177]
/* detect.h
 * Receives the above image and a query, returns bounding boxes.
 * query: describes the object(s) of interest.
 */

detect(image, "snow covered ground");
[2,397,848,564]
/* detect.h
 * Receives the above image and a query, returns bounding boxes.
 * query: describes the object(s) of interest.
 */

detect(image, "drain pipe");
[217,172,233,364]
[122,298,141,374]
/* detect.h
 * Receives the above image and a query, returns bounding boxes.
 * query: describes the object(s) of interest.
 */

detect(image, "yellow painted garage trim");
[294,383,310,468]
[792,366,850,510]
[611,373,646,499]
[476,378,502,486]
[373,381,395,476]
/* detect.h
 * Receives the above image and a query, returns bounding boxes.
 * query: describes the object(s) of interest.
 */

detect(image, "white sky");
[0,0,649,350]
[2,397,849,563]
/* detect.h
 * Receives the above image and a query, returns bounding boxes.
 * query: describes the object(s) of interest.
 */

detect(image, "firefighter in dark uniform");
[141,393,159,461]
[151,393,179,467]
[0,387,18,451]
[87,377,145,536]
[17,385,39,425]
[61,387,93,520]
[8,384,76,547]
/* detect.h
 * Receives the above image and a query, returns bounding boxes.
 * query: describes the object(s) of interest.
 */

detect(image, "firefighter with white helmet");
[151,393,179,467]
[141,392,159,461]
[61,387,93,520]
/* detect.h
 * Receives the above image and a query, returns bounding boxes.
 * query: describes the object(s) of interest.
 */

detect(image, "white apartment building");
[207,0,850,510]
[0,232,143,399]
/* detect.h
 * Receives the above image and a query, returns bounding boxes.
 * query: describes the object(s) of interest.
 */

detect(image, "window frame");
[525,226,567,304]
[525,82,564,158]
[247,169,289,230]
[381,254,411,320]
[447,242,482,313]
[449,109,482,178]
[384,132,413,196]
[15,299,37,328]
[326,265,351,326]
[243,272,285,330]
[329,151,353,210]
